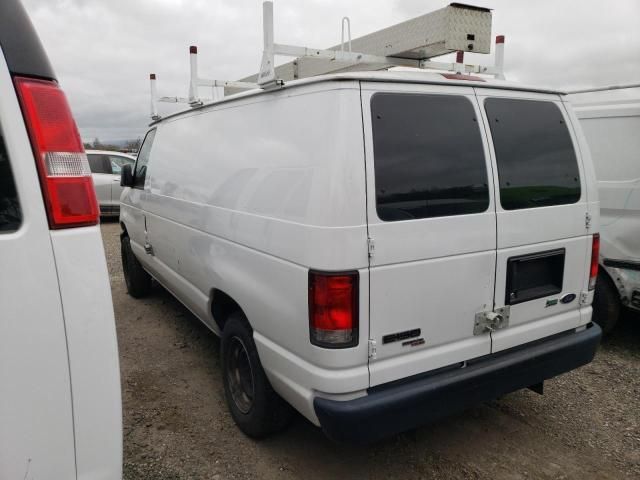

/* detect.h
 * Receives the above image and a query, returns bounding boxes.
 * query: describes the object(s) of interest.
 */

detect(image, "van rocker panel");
[314,323,601,444]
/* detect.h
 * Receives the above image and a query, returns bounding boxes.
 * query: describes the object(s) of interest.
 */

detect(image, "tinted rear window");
[0,132,22,232]
[485,98,581,210]
[371,93,489,221]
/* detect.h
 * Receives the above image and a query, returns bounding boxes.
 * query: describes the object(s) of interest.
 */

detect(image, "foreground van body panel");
[49,226,123,480]
[0,49,76,479]
[1,5,122,475]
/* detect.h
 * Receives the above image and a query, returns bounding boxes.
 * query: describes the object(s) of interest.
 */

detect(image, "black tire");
[592,271,621,335]
[121,234,152,298]
[221,311,292,438]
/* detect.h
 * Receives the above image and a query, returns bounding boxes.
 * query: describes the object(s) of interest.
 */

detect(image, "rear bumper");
[314,323,601,444]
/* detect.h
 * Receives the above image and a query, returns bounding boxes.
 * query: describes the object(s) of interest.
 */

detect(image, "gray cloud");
[21,0,640,142]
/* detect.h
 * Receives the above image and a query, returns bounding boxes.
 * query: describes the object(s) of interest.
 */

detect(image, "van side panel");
[574,102,638,309]
[576,107,639,262]
[126,82,369,423]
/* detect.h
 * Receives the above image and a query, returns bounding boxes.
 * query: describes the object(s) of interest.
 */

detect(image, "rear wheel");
[592,271,621,335]
[121,234,152,298]
[221,311,292,438]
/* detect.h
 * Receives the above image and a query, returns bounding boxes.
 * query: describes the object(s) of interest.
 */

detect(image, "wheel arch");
[210,288,248,333]
[600,262,625,301]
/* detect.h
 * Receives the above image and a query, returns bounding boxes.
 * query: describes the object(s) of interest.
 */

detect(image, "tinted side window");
[87,154,112,174]
[371,93,489,221]
[134,129,156,189]
[0,132,22,232]
[485,98,581,210]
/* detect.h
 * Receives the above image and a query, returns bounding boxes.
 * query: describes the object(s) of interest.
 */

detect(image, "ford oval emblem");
[560,293,576,304]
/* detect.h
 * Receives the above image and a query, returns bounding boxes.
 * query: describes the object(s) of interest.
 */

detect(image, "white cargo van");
[119,69,602,442]
[572,91,640,333]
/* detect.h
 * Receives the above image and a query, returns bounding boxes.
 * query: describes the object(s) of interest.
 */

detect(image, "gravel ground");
[100,220,640,480]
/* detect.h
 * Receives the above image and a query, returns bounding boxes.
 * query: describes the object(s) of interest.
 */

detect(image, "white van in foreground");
[572,91,640,333]
[0,0,122,477]
[119,70,602,442]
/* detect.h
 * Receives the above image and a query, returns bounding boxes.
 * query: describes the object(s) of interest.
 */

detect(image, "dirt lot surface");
[100,221,640,480]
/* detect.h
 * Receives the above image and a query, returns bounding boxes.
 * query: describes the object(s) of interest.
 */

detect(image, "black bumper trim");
[314,323,601,444]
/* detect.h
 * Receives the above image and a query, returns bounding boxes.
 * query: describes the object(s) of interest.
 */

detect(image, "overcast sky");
[21,0,640,143]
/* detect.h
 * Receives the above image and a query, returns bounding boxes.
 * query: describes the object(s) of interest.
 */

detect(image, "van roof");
[150,70,565,126]
[572,97,640,119]
[570,98,640,108]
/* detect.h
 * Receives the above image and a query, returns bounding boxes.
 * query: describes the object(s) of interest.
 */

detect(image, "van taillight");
[589,234,600,290]
[309,270,359,348]
[14,77,98,229]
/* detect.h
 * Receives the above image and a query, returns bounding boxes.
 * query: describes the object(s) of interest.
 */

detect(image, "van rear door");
[477,90,594,352]
[361,82,497,387]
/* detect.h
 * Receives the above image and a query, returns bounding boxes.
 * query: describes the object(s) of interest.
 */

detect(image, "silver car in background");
[87,149,136,216]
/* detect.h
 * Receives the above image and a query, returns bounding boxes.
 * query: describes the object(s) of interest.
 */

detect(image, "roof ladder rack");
[254,1,505,90]
[149,46,258,120]
[257,1,422,89]
[187,46,258,104]
[149,1,506,119]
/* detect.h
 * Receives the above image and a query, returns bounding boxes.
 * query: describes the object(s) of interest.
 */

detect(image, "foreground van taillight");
[14,77,98,229]
[309,270,359,348]
[589,233,600,291]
